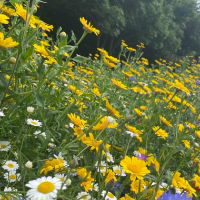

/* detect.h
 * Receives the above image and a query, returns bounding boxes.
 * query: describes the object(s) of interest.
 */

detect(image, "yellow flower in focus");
[67,113,88,129]
[120,156,150,181]
[81,133,103,152]
[0,13,9,24]
[40,157,66,175]
[77,168,94,192]
[0,32,19,49]
[80,17,100,36]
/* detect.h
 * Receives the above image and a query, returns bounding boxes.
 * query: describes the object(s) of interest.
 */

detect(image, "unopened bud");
[25,161,33,169]
[60,31,67,38]
[9,57,16,64]
[66,178,71,186]
[27,106,34,113]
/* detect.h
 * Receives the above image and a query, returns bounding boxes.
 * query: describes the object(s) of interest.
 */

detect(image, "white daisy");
[76,191,91,200]
[2,160,19,172]
[113,165,126,176]
[4,172,21,182]
[26,176,62,200]
[33,130,46,138]
[90,183,99,192]
[126,131,137,137]
[0,109,5,117]
[95,161,107,173]
[26,119,42,127]
[106,116,116,123]
[101,191,117,200]
[54,174,69,186]
[0,141,11,151]
[105,152,114,163]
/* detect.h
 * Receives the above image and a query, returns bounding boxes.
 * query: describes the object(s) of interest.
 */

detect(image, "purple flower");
[158,191,192,200]
[129,76,136,82]
[196,80,200,86]
[136,154,147,161]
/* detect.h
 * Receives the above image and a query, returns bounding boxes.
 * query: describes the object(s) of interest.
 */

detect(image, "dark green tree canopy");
[38,0,200,60]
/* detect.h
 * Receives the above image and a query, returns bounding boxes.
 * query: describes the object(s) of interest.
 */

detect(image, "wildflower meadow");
[0,0,200,199]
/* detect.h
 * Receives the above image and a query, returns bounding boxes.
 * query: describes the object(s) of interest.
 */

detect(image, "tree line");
[38,0,200,61]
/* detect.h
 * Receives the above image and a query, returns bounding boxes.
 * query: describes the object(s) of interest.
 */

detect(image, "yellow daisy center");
[107,193,115,198]
[0,144,7,148]
[9,175,16,179]
[7,163,14,168]
[37,182,55,194]
[31,121,38,125]
[115,169,121,174]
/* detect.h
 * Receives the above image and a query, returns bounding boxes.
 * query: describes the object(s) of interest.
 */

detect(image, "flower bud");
[66,178,71,186]
[60,31,67,38]
[9,57,16,64]
[27,106,34,113]
[25,161,33,169]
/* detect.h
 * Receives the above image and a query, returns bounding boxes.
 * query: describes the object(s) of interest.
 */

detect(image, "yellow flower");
[92,116,118,130]
[103,56,116,69]
[0,6,17,16]
[0,32,19,48]
[111,79,128,90]
[68,85,83,96]
[33,44,49,58]
[130,179,146,194]
[172,171,196,197]
[159,115,172,127]
[171,80,190,94]
[178,124,184,132]
[120,194,135,200]
[152,126,168,139]
[105,99,123,118]
[40,158,65,175]
[182,140,190,149]
[120,156,150,181]
[105,169,117,183]
[77,168,94,192]
[0,13,9,24]
[92,87,101,97]
[195,130,200,138]
[192,174,200,189]
[80,17,100,35]
[146,154,160,172]
[81,133,103,152]
[67,113,88,129]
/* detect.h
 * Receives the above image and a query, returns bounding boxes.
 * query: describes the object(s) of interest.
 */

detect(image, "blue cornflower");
[129,76,136,82]
[158,191,192,200]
